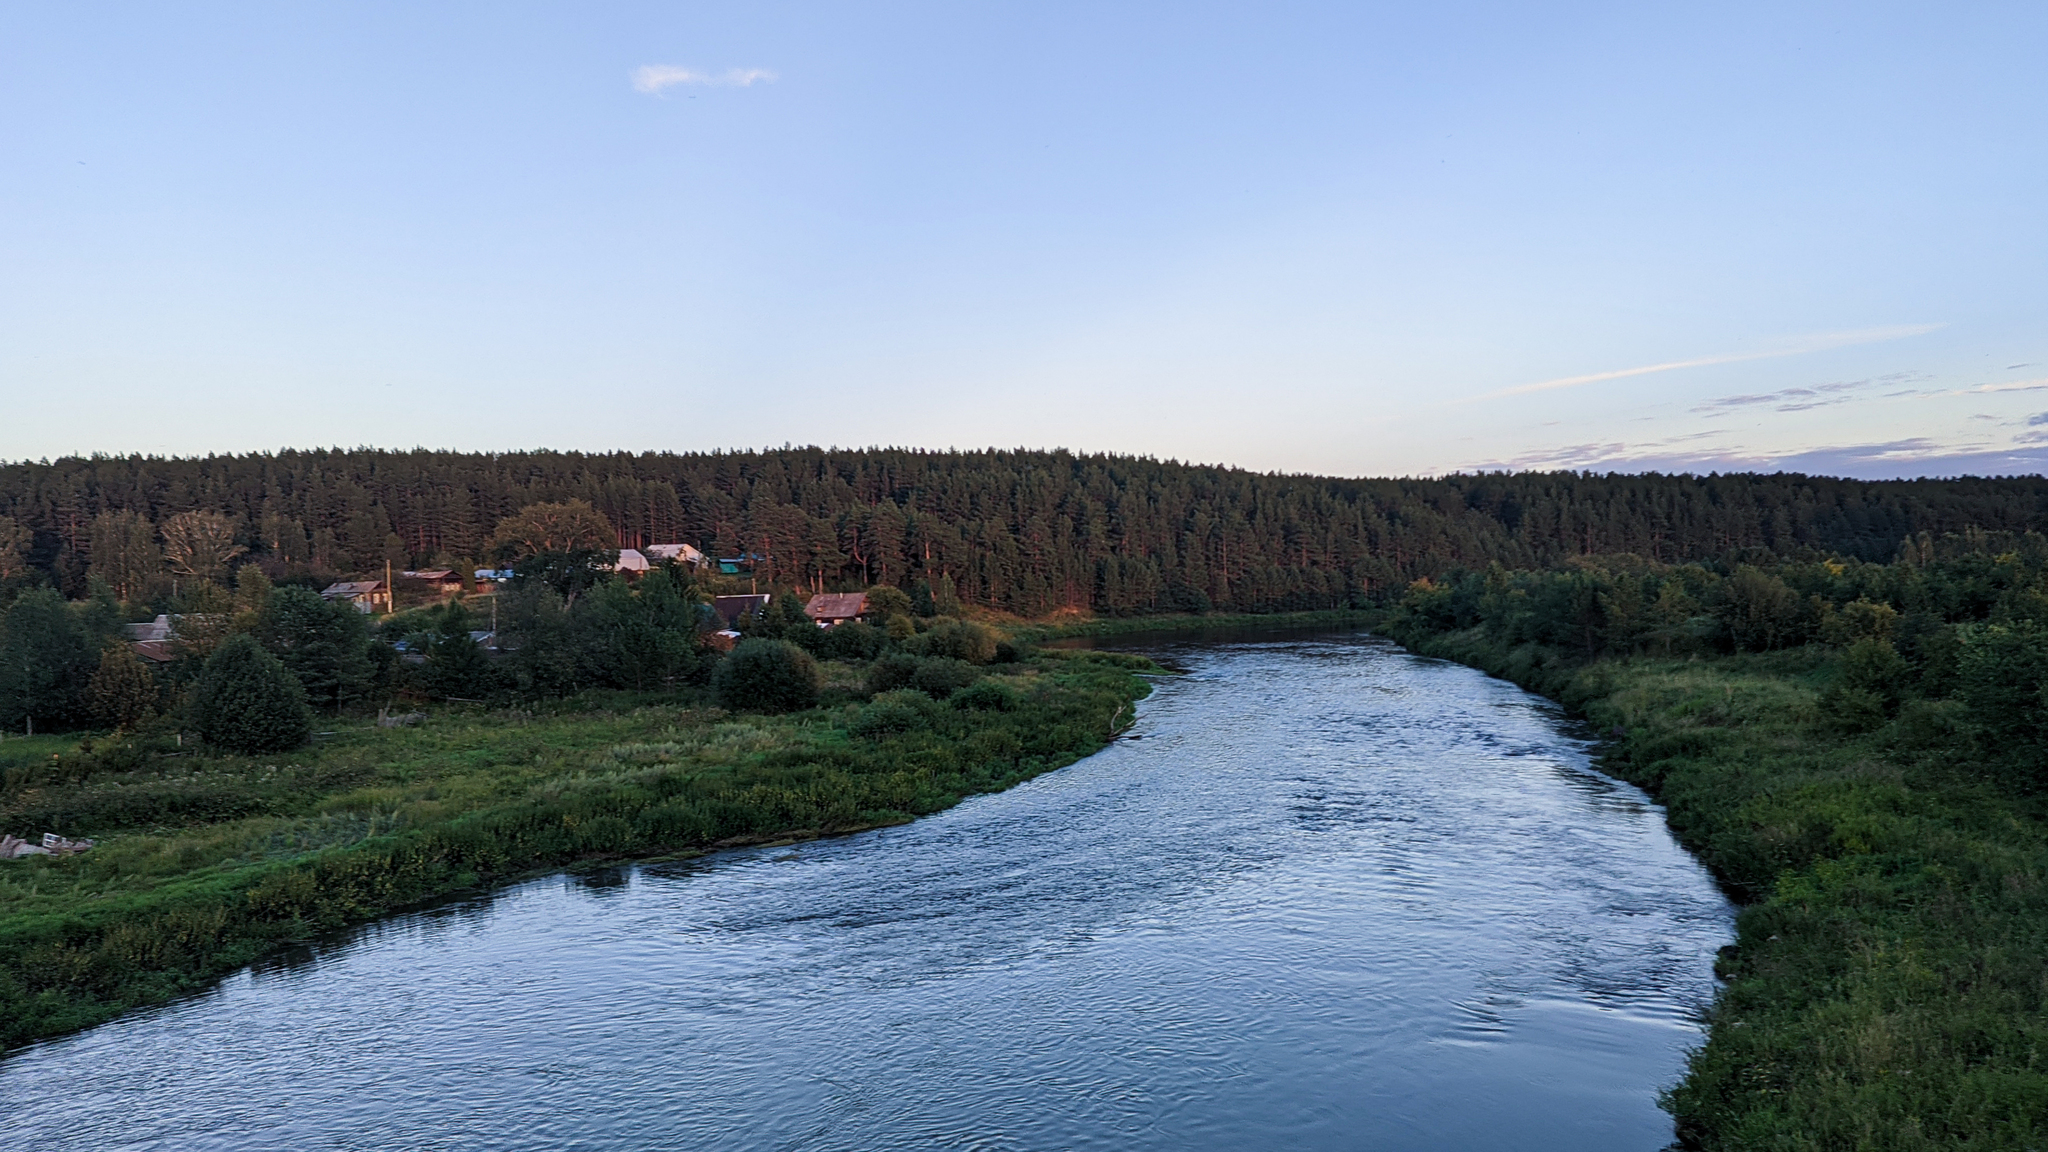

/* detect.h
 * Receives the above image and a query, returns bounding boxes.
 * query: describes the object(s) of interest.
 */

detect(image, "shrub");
[866,651,922,695]
[1818,638,1911,733]
[919,620,998,665]
[712,639,820,713]
[820,621,884,662]
[912,657,980,698]
[191,633,314,754]
[950,678,1016,711]
[849,690,937,737]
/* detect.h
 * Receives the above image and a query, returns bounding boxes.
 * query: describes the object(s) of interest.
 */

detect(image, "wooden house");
[803,592,868,628]
[401,569,466,595]
[320,580,389,614]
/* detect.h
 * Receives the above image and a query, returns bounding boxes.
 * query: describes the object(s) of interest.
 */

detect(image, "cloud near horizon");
[631,65,777,94]
[1690,373,1926,416]
[1464,431,2048,480]
[1475,324,1944,401]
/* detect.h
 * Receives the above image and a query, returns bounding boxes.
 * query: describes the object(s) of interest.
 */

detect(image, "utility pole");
[385,558,393,615]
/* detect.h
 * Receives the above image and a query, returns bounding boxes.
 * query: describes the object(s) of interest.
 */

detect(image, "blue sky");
[3,2,2044,478]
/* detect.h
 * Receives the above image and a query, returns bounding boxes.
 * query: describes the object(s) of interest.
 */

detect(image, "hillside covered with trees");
[2,448,2046,616]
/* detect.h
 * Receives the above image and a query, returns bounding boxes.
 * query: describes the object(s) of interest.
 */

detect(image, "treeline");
[3,448,2046,616]
[1393,531,2048,784]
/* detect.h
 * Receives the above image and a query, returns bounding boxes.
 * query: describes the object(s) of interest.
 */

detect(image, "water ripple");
[0,632,1731,1152]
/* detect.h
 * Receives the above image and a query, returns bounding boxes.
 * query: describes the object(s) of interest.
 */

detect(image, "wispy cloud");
[1475,324,1943,401]
[631,65,777,94]
[1690,373,1925,415]
[1953,376,2048,396]
[1463,432,2048,480]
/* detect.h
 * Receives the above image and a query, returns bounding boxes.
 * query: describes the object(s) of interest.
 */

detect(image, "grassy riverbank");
[1390,624,2048,1151]
[0,651,1153,1052]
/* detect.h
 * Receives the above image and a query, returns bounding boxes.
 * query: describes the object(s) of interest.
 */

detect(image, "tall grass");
[1397,626,2048,1151]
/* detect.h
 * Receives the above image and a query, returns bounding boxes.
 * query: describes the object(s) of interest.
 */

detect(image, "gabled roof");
[321,581,383,599]
[711,594,771,625]
[804,592,868,621]
[401,569,459,581]
[123,614,174,642]
[616,549,650,572]
[131,640,177,663]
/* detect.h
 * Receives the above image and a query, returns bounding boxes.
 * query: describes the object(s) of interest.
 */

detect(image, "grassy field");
[1401,628,2048,1151]
[0,651,1154,1051]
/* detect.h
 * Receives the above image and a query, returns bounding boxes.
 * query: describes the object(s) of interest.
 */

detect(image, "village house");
[320,580,390,613]
[131,640,177,664]
[123,614,175,642]
[474,568,515,593]
[644,543,708,568]
[400,569,466,596]
[803,592,868,628]
[711,594,771,628]
[122,614,180,663]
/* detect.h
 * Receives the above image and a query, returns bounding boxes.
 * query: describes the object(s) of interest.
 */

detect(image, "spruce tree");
[192,633,314,753]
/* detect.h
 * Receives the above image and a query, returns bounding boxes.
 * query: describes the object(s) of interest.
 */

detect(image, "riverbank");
[1009,607,1381,644]
[1387,622,2048,1151]
[0,652,1153,1052]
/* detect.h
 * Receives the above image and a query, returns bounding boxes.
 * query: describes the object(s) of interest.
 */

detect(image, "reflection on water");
[0,632,1731,1151]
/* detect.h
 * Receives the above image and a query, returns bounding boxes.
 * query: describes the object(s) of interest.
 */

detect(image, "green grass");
[0,653,1153,1051]
[1397,627,2048,1151]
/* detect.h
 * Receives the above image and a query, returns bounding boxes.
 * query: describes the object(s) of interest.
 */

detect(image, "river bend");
[0,631,1732,1150]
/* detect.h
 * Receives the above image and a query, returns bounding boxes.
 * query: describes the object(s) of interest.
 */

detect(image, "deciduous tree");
[87,643,158,730]
[160,511,247,585]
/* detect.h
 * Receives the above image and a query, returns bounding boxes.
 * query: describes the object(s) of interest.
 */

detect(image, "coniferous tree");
[191,633,314,754]
[0,516,30,582]
[89,509,162,601]
[259,586,375,711]
[419,602,497,700]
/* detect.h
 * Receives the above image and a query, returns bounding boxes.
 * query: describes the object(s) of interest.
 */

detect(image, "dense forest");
[3,447,2047,615]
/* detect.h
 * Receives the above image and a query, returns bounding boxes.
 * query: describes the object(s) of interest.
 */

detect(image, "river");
[0,631,1732,1150]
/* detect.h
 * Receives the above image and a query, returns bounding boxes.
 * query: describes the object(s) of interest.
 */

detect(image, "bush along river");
[0,631,1732,1151]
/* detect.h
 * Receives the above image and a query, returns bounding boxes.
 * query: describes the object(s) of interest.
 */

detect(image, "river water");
[0,631,1732,1151]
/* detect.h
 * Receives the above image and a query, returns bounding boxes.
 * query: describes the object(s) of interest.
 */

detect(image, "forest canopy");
[0,447,2044,616]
